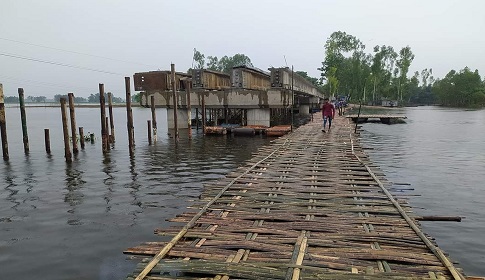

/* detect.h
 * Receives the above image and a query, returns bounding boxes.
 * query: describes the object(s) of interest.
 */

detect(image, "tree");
[396,46,415,102]
[193,49,205,69]
[88,93,100,103]
[433,67,485,107]
[206,54,253,73]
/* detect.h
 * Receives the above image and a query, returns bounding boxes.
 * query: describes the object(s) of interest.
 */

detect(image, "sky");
[1,0,484,98]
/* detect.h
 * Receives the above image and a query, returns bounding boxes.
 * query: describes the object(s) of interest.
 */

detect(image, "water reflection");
[102,153,114,213]
[64,162,86,225]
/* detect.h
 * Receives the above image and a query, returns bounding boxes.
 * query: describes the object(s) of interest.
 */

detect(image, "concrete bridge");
[134,66,324,128]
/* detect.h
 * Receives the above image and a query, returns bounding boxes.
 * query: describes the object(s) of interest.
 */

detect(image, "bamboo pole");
[68,93,78,154]
[99,84,108,154]
[44,128,51,154]
[147,120,152,145]
[133,138,290,280]
[60,98,72,163]
[150,95,157,142]
[185,80,192,139]
[107,92,115,143]
[171,63,179,140]
[125,77,135,157]
[351,137,466,280]
[0,84,8,160]
[79,127,85,150]
[18,88,29,154]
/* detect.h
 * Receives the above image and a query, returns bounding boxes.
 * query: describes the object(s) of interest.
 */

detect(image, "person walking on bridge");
[321,98,335,133]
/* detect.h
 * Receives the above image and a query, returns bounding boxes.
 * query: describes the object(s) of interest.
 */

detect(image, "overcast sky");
[1,0,484,98]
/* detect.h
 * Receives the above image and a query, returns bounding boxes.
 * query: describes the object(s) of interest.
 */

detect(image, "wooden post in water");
[171,63,179,140]
[79,127,85,150]
[195,108,199,131]
[18,88,29,154]
[185,80,192,138]
[125,77,135,157]
[147,120,152,145]
[105,116,110,151]
[0,83,8,160]
[60,98,72,163]
[107,92,115,143]
[44,129,51,154]
[150,95,157,142]
[99,84,108,154]
[67,93,78,154]
[201,94,206,133]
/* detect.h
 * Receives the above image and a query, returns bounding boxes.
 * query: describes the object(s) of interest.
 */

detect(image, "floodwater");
[0,105,484,279]
[359,106,485,276]
[0,106,272,279]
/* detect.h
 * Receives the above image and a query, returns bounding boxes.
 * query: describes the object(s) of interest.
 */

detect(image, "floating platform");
[346,114,407,124]
[126,115,469,280]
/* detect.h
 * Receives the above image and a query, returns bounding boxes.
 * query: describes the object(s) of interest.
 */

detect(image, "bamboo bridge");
[124,115,471,280]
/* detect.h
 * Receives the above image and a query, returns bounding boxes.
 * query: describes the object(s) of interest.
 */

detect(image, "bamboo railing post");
[79,127,85,150]
[68,93,78,154]
[107,92,115,143]
[44,128,51,154]
[18,88,29,154]
[147,120,152,145]
[171,63,179,140]
[99,84,108,154]
[0,83,8,160]
[125,77,134,157]
[185,80,192,138]
[60,98,72,163]
[150,95,157,142]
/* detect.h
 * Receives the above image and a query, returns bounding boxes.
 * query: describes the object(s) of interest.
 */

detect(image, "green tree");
[433,67,485,107]
[193,49,205,69]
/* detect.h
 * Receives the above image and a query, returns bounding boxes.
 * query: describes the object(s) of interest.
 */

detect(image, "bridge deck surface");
[125,115,464,280]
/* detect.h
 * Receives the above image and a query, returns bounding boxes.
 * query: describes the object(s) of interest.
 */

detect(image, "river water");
[359,106,485,276]
[0,105,483,279]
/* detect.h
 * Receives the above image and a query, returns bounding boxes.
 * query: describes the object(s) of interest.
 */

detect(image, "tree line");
[3,93,125,103]
[317,31,485,108]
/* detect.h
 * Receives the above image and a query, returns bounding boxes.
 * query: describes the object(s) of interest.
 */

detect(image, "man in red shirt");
[321,98,335,133]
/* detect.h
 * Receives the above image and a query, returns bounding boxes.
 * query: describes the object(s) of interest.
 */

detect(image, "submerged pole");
[150,95,157,142]
[79,127,85,150]
[68,93,78,154]
[44,128,51,154]
[18,88,29,154]
[185,80,192,139]
[147,120,152,145]
[108,92,115,143]
[0,83,8,160]
[171,63,179,140]
[201,94,206,133]
[99,84,108,154]
[60,98,72,163]
[105,116,110,151]
[125,77,135,157]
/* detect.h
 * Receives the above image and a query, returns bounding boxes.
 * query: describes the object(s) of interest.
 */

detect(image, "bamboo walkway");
[125,115,466,280]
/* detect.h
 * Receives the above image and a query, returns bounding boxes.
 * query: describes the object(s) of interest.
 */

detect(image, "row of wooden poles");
[0,64,201,162]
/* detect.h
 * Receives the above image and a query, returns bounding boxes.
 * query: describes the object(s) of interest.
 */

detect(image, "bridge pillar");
[298,105,310,116]
[167,108,189,129]
[247,108,270,127]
